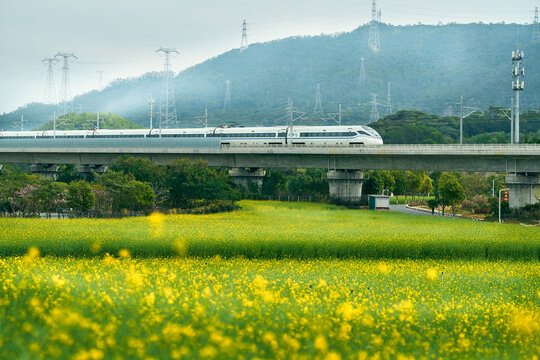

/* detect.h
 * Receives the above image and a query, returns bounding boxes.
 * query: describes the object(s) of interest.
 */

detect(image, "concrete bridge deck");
[1,143,539,173]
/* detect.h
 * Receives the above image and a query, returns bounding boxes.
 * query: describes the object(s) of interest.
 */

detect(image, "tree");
[68,180,95,216]
[115,180,155,215]
[167,159,240,208]
[419,175,433,203]
[391,171,407,204]
[427,198,439,215]
[406,171,424,203]
[438,173,465,216]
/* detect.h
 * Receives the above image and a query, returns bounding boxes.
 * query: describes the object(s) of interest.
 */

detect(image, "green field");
[0,201,538,260]
[0,201,538,359]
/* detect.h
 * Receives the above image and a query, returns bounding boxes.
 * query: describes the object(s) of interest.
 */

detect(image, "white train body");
[0,125,383,146]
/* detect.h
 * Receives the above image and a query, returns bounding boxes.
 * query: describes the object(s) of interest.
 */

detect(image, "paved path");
[389,204,440,217]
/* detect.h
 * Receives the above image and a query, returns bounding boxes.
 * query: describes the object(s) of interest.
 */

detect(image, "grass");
[0,201,538,260]
[0,256,537,359]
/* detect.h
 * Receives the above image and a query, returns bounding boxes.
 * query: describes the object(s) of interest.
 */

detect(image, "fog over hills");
[2,22,539,130]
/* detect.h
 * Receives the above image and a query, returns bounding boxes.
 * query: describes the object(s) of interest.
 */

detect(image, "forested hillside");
[2,23,540,131]
[35,113,143,131]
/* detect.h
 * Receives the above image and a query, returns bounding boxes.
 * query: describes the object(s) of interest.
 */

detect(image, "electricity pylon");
[240,20,248,52]
[223,80,231,110]
[313,84,323,113]
[532,7,540,43]
[55,52,77,115]
[42,57,58,105]
[369,94,380,122]
[368,0,381,52]
[156,47,179,129]
[359,57,366,83]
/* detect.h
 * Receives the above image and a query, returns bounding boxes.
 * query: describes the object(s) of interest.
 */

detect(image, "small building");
[368,195,390,211]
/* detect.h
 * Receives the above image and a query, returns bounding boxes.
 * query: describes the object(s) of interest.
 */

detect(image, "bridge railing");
[225,143,540,150]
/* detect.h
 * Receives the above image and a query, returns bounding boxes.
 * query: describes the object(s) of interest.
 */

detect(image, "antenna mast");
[55,52,77,115]
[512,49,524,143]
[156,47,179,129]
[368,0,381,52]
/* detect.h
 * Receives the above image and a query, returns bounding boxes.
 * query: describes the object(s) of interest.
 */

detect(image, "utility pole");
[42,57,58,104]
[325,104,344,125]
[368,0,381,52]
[512,49,524,143]
[286,98,305,146]
[55,52,77,115]
[532,7,540,43]
[498,99,514,144]
[196,108,212,128]
[223,80,231,110]
[314,84,323,113]
[456,96,479,145]
[13,115,26,131]
[149,98,155,129]
[369,94,380,123]
[240,20,249,52]
[156,47,179,129]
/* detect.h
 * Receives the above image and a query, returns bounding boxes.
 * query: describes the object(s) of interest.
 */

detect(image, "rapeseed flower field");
[0,201,538,260]
[0,257,538,359]
[0,201,538,358]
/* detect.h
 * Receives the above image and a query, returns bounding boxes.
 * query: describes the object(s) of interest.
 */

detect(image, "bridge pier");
[327,170,364,203]
[228,168,266,192]
[29,164,60,179]
[77,165,108,180]
[505,173,540,209]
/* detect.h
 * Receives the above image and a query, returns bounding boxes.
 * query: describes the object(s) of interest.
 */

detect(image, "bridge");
[1,139,539,208]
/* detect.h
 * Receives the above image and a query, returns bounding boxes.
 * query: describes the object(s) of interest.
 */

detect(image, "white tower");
[512,49,524,143]
[368,0,381,52]
[156,47,179,129]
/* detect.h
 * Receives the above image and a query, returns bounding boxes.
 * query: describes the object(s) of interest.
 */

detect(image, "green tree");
[167,159,240,208]
[419,175,433,203]
[115,180,155,215]
[68,180,95,216]
[439,173,465,216]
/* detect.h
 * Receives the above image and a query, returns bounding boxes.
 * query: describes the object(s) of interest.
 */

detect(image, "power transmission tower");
[42,57,58,104]
[532,7,540,43]
[359,57,366,83]
[456,96,480,145]
[512,49,524,143]
[369,94,380,122]
[55,52,77,115]
[156,47,179,129]
[443,105,454,117]
[313,84,323,113]
[386,82,392,116]
[223,80,231,110]
[368,0,381,52]
[378,9,382,22]
[240,19,249,52]
[195,108,212,128]
[148,98,155,129]
[97,70,105,90]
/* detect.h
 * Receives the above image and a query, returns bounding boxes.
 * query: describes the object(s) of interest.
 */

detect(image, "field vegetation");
[0,256,538,359]
[0,201,538,260]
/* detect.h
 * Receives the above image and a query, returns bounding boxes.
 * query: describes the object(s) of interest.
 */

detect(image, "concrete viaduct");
[1,141,539,208]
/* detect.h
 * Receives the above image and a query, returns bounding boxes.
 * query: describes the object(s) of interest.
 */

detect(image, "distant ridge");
[2,23,540,130]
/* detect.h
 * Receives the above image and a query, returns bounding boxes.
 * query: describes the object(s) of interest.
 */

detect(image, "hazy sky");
[0,0,537,113]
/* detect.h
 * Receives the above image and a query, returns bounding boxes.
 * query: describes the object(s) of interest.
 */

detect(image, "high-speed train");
[0,125,383,146]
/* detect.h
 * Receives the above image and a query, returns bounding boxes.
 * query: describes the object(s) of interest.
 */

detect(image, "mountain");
[2,23,540,130]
